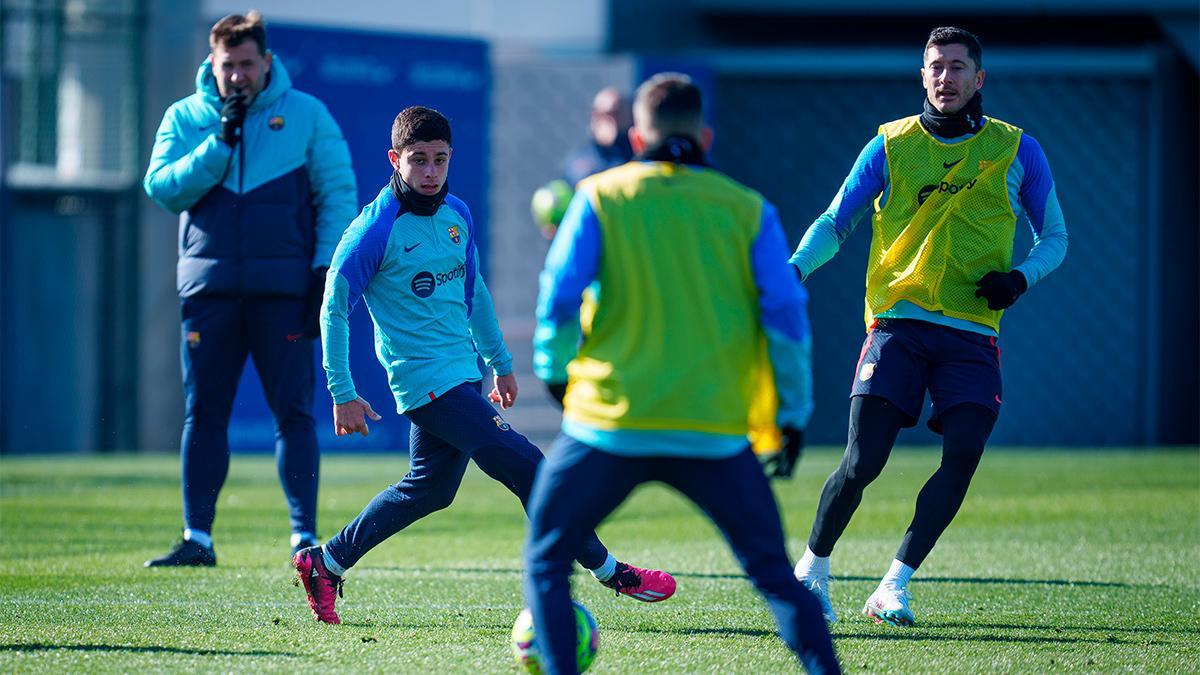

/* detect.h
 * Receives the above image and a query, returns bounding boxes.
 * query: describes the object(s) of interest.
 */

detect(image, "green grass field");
[1,448,1197,672]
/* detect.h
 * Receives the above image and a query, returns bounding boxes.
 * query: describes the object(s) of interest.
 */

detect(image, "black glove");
[763,425,805,479]
[303,267,328,340]
[545,382,567,408]
[974,270,1027,310]
[219,92,248,146]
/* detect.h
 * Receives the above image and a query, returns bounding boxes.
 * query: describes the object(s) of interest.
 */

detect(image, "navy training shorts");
[850,318,1002,433]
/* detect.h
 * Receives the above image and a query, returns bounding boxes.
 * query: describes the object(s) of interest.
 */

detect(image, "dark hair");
[391,106,452,150]
[633,72,703,140]
[925,26,983,69]
[210,11,267,55]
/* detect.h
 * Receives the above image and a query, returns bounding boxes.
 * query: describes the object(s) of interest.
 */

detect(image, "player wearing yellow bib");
[789,27,1068,627]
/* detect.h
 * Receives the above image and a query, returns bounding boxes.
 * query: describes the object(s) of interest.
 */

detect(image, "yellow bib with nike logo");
[869,115,1022,332]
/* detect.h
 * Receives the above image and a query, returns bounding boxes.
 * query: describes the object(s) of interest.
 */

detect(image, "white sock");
[881,559,915,590]
[794,547,830,579]
[291,532,316,549]
[589,554,618,582]
[321,546,348,577]
[183,529,212,549]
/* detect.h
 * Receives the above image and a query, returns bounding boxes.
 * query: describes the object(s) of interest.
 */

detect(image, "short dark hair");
[210,11,267,55]
[925,26,983,69]
[391,106,452,150]
[633,72,703,142]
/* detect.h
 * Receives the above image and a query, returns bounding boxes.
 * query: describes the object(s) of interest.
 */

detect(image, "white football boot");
[863,583,915,627]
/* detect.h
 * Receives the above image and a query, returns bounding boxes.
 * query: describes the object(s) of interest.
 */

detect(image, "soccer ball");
[530,179,575,239]
[511,602,599,673]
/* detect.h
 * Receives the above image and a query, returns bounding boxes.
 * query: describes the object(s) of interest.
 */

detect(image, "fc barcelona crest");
[268,116,285,130]
[448,225,461,244]
[493,415,511,432]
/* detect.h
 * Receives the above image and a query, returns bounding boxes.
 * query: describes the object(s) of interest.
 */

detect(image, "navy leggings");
[324,381,609,571]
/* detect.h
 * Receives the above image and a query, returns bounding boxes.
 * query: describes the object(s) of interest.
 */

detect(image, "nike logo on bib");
[943,158,963,169]
[404,243,421,253]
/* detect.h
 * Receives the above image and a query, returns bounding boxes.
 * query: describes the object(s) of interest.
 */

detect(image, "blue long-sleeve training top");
[321,185,511,413]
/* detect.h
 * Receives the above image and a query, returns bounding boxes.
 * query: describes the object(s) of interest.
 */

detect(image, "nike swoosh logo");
[943,158,963,169]
[404,243,421,253]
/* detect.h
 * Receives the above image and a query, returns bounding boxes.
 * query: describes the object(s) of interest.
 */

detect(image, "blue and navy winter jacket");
[144,55,357,298]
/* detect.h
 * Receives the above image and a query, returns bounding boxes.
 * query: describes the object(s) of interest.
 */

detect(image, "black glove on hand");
[763,425,805,479]
[219,92,248,146]
[303,267,328,340]
[974,270,1027,310]
[545,382,567,408]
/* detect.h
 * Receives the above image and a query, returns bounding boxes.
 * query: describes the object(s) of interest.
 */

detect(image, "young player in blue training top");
[292,106,675,624]
[789,27,1068,627]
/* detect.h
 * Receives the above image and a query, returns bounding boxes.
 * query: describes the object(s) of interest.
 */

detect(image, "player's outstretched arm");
[789,133,887,280]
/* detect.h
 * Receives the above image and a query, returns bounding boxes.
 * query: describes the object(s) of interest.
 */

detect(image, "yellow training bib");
[868,115,1022,332]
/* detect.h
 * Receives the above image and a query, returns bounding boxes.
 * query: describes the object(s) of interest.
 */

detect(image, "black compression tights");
[808,396,996,569]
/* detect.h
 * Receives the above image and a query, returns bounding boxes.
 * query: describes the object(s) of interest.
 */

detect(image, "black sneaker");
[291,535,319,557]
[144,538,216,567]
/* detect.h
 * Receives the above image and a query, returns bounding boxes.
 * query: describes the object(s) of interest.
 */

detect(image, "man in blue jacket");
[142,11,357,566]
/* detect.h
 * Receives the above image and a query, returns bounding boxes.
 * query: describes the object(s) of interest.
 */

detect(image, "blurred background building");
[1,0,1196,453]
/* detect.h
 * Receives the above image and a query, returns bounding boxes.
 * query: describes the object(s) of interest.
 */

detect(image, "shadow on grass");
[363,566,1134,590]
[0,643,297,658]
[952,622,1199,636]
[627,624,1140,646]
[673,572,1131,588]
[835,631,1137,646]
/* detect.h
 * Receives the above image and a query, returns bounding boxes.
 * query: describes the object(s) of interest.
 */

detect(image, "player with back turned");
[525,73,838,674]
[788,27,1068,626]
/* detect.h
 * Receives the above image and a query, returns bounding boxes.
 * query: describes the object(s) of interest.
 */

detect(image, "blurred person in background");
[142,11,357,567]
[526,73,835,674]
[530,87,635,240]
[291,106,675,625]
[564,86,635,188]
[788,26,1068,627]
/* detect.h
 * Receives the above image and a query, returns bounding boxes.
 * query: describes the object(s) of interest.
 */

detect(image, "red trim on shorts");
[989,336,1001,364]
[428,392,436,401]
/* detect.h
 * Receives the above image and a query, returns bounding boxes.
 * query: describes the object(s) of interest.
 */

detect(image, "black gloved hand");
[303,267,328,340]
[763,425,805,479]
[219,92,248,146]
[974,269,1027,310]
[545,382,567,408]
